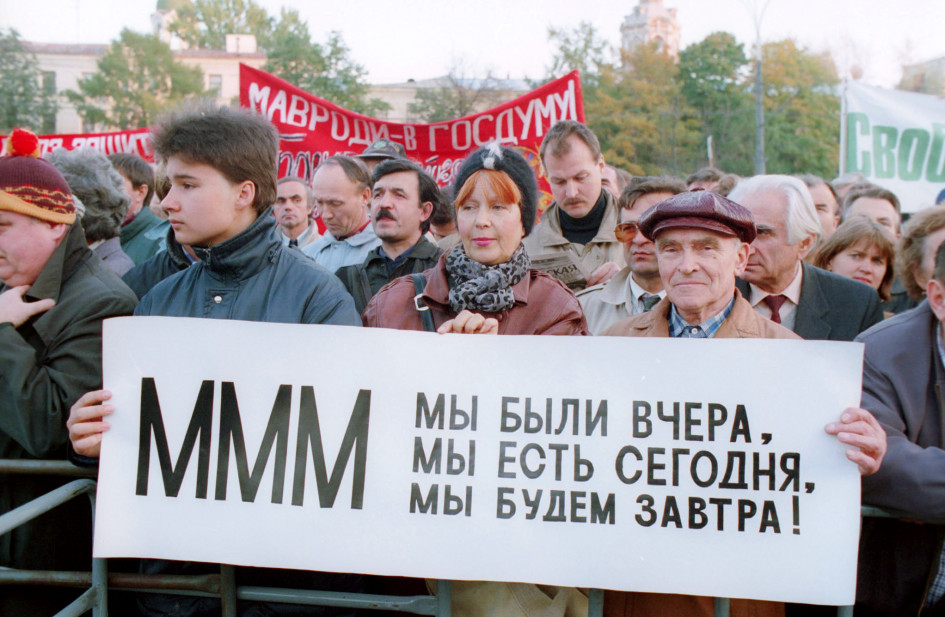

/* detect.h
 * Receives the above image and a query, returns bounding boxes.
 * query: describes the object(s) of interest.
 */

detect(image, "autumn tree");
[586,42,700,176]
[262,11,388,115]
[0,28,57,133]
[65,29,204,130]
[756,39,840,177]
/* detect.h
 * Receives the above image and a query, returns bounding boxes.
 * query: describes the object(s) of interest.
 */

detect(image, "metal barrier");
[0,460,454,616]
[5,459,882,617]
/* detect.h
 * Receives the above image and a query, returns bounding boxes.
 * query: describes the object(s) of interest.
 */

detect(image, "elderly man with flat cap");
[601,190,886,617]
[603,190,792,340]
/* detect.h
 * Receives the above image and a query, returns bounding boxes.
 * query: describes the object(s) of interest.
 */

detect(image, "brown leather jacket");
[363,253,589,335]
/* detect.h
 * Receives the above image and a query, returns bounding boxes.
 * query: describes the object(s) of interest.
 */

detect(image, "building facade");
[620,0,681,61]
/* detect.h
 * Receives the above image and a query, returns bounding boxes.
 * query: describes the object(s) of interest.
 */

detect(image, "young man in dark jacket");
[68,104,361,616]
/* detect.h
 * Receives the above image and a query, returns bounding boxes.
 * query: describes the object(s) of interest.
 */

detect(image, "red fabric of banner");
[239,64,585,213]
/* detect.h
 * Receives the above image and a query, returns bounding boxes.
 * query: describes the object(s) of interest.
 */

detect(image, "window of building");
[209,74,223,97]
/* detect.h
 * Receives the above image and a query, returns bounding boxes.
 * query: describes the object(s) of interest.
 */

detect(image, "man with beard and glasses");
[336,158,443,315]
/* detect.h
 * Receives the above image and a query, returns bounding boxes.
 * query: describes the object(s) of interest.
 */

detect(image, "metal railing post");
[221,564,237,617]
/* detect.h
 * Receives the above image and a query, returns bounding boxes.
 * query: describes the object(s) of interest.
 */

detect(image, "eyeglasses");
[614,221,640,242]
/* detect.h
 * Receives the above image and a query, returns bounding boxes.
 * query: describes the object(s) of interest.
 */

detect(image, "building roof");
[23,42,108,55]
[375,75,529,91]
[22,41,264,59]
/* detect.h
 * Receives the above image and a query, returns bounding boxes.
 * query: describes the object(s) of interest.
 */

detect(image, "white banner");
[96,317,863,605]
[844,81,945,213]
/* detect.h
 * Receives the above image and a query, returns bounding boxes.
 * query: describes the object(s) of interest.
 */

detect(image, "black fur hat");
[452,143,538,236]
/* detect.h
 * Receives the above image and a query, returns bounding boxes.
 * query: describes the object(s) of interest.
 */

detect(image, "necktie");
[288,238,299,248]
[763,294,788,324]
[640,293,661,312]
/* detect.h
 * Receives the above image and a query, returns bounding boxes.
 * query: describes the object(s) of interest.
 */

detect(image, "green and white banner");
[844,82,945,213]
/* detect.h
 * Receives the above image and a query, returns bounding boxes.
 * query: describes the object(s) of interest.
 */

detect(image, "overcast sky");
[3,0,943,88]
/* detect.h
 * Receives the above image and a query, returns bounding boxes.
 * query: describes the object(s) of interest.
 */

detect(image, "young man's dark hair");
[685,166,724,186]
[372,158,441,234]
[843,184,902,218]
[618,176,687,210]
[432,185,455,226]
[108,152,155,208]
[539,119,603,163]
[151,103,278,214]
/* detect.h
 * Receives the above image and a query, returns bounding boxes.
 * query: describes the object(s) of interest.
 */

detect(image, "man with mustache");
[578,176,685,334]
[524,120,625,290]
[336,158,443,315]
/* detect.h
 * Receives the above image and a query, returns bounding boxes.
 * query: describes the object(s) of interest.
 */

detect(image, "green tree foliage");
[0,28,57,134]
[169,0,272,50]
[677,32,754,175]
[758,40,840,177]
[65,29,204,130]
[602,43,700,176]
[169,0,386,115]
[544,22,610,88]
[544,24,841,179]
[263,11,388,116]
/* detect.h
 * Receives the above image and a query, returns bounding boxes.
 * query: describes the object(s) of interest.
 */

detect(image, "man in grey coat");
[855,241,945,616]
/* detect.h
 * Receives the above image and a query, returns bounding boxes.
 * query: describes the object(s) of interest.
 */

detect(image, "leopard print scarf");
[445,243,530,314]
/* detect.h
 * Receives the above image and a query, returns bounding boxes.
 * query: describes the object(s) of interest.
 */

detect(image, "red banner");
[239,64,584,210]
[0,128,153,161]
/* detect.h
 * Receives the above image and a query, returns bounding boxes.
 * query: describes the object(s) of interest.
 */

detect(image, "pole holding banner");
[838,77,848,178]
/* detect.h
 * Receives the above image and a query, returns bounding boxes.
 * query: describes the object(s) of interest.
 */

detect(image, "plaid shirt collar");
[668,296,736,338]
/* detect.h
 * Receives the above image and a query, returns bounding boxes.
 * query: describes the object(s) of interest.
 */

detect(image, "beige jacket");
[577,267,634,335]
[524,190,625,288]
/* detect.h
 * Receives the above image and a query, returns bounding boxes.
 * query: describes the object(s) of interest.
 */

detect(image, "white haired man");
[729,175,883,341]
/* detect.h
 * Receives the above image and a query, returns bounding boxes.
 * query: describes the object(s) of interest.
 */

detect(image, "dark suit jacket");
[737,262,883,341]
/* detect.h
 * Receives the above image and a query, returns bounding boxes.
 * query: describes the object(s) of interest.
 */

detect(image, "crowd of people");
[0,104,942,617]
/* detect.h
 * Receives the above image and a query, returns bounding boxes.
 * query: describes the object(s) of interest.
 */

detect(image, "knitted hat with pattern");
[0,128,76,224]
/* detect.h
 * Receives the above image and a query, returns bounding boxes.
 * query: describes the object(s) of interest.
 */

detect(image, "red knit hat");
[0,128,76,224]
